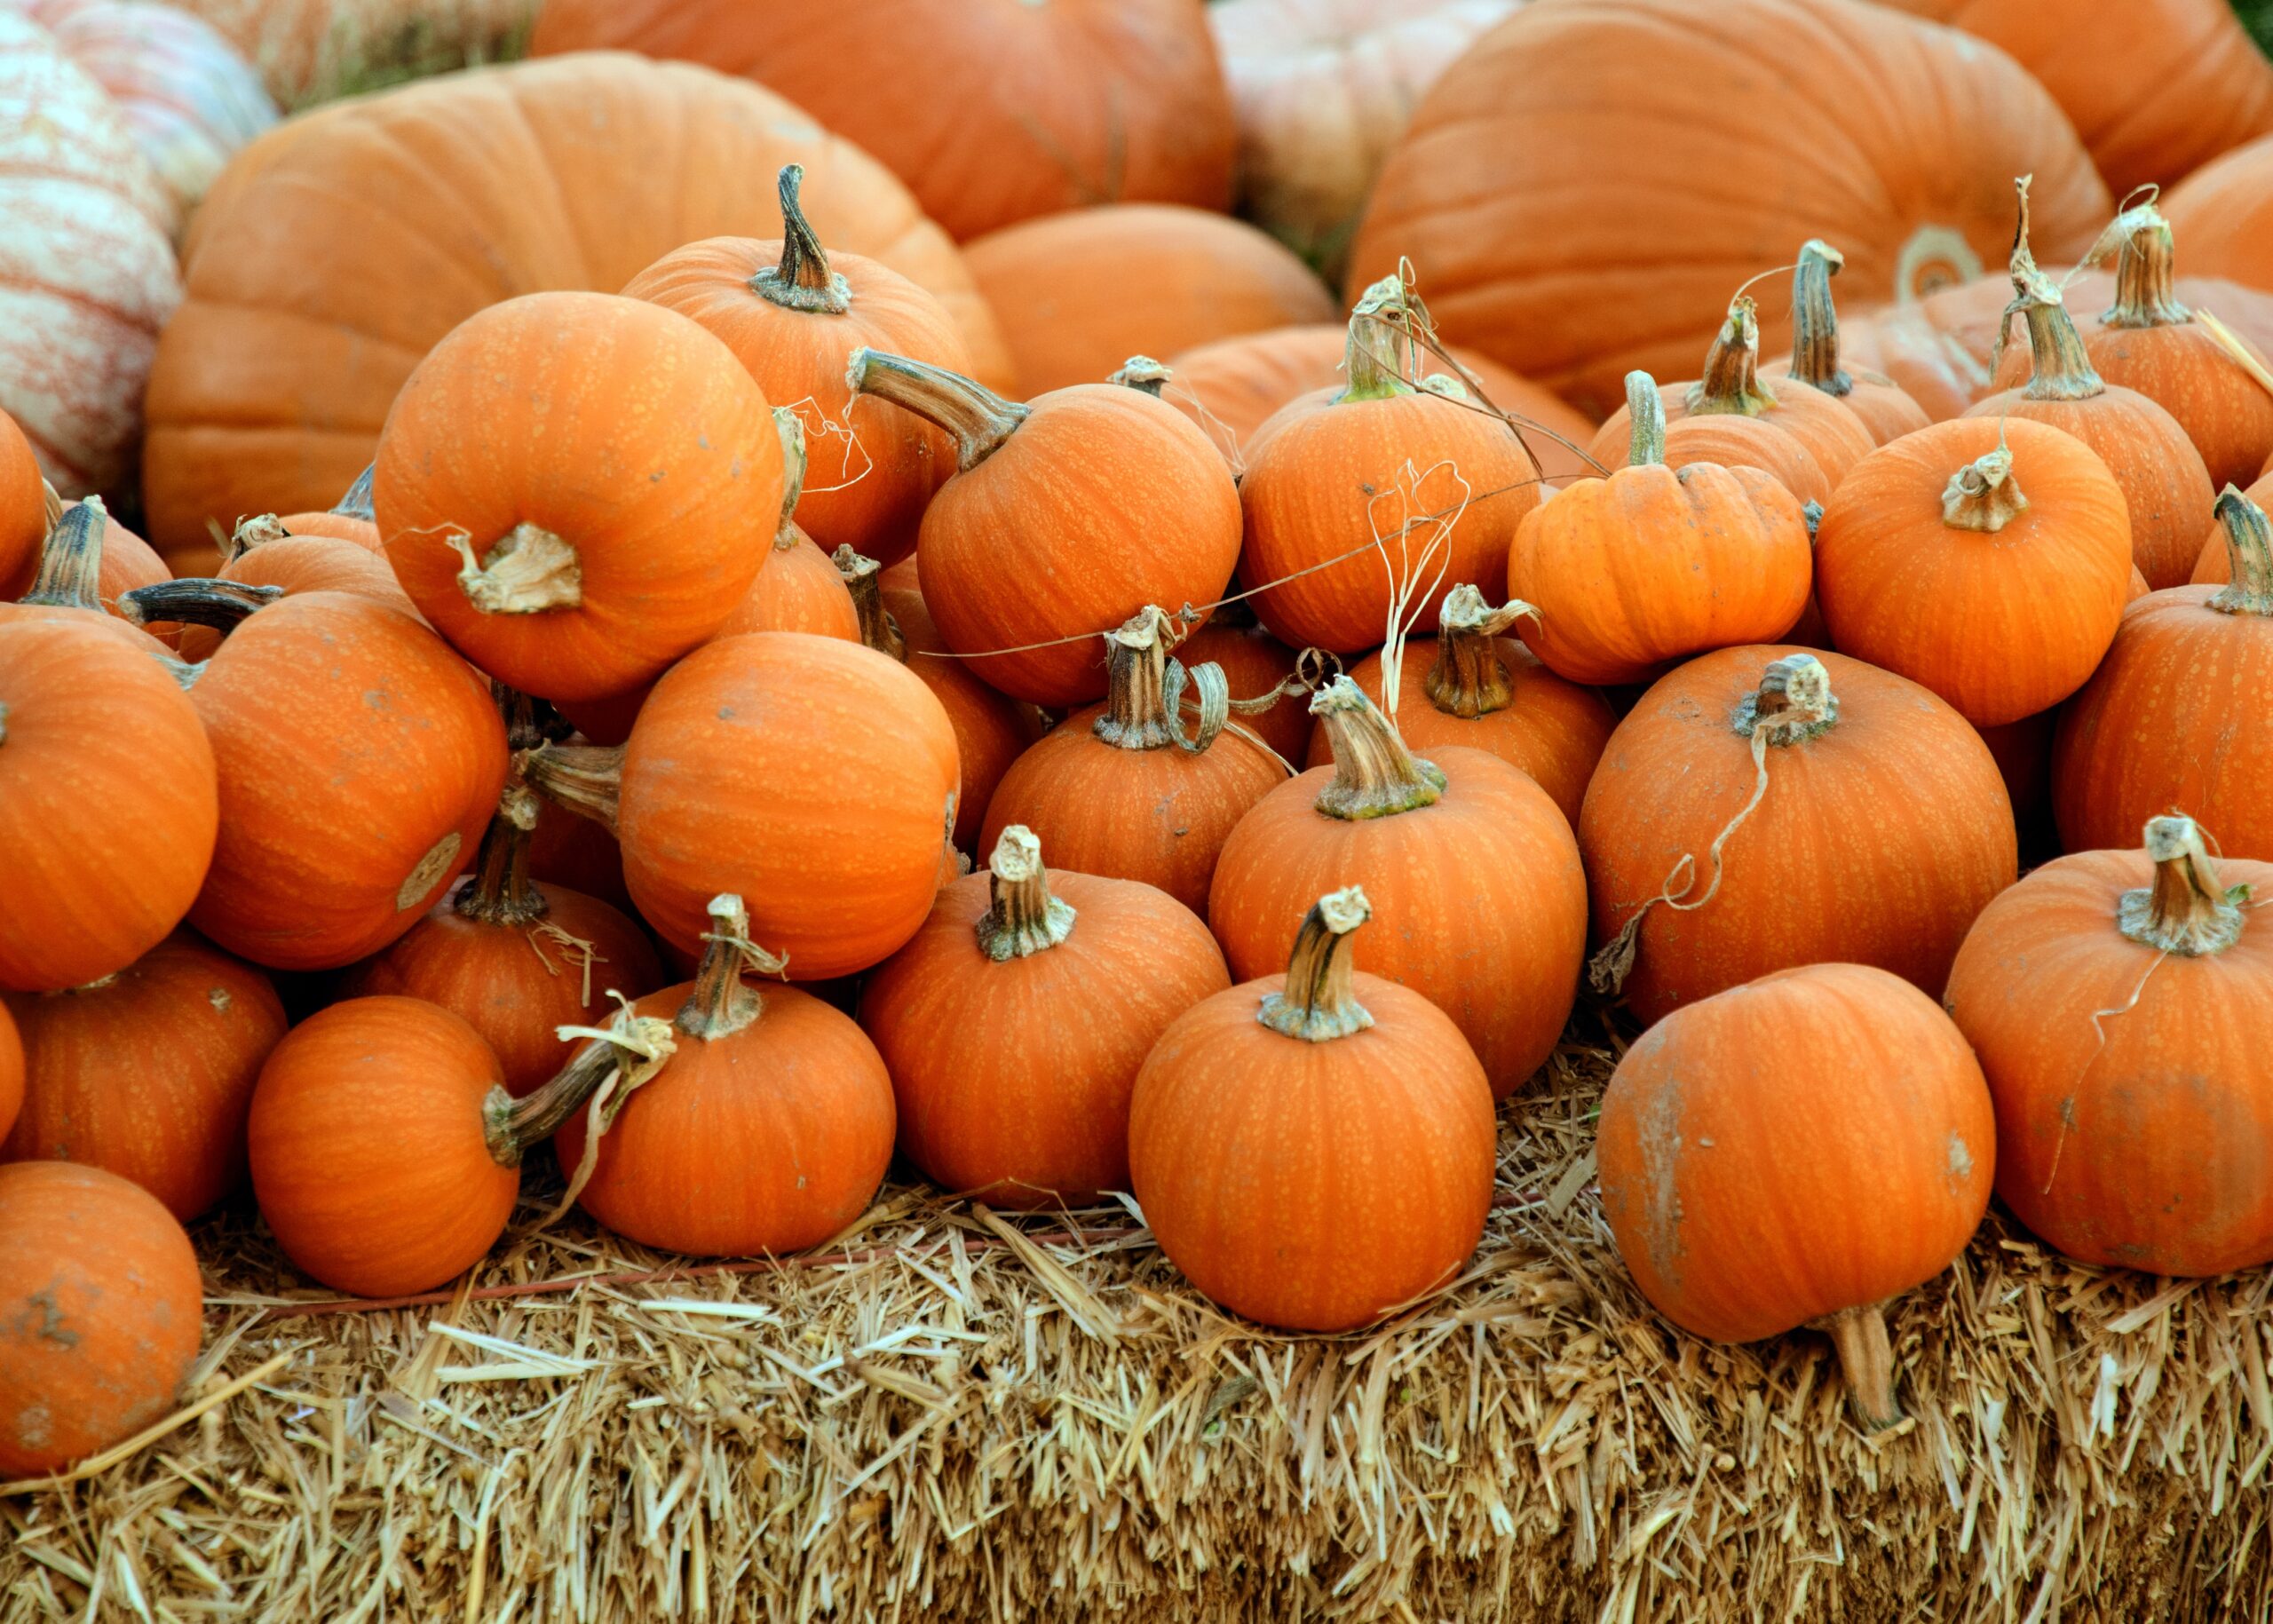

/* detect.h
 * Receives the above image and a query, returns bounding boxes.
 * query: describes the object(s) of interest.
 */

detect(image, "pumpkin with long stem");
[1129,884,1495,1332]
[980,606,1285,917]
[4,933,285,1220]
[848,347,1240,707]
[2,497,175,651]
[1511,374,1813,686]
[555,894,895,1256]
[1599,962,1995,1431]
[1759,240,1932,445]
[1211,676,1584,1097]
[2052,487,2273,859]
[1814,416,2132,726]
[1580,648,2016,1026]
[1947,814,2273,1274]
[860,827,1229,1208]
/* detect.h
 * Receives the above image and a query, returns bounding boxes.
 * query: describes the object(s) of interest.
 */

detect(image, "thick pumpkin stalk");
[1998,176,2105,403]
[1092,606,1232,753]
[1108,356,1170,397]
[2119,815,2248,956]
[1686,296,1777,418]
[835,544,906,660]
[449,522,583,615]
[752,163,851,315]
[117,578,282,631]
[2209,487,2273,616]
[1310,675,1446,819]
[1786,239,1853,396]
[1940,434,2031,532]
[2101,200,2190,329]
[1818,1304,1903,1431]
[976,826,1077,960]
[1258,886,1377,1042]
[1624,371,1667,465]
[848,348,1030,471]
[677,893,790,1041]
[518,741,624,834]
[1423,584,1539,719]
[772,408,809,546]
[20,497,107,611]
[1341,276,1429,403]
[453,786,548,929]
[480,1002,677,1166]
[1736,653,1839,743]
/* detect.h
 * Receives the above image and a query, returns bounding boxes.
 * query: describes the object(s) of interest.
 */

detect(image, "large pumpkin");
[141,51,1010,553]
[527,0,1235,244]
[1348,0,2111,417]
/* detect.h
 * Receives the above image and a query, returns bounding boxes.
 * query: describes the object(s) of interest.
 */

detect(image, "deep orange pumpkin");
[163,513,424,663]
[1758,240,1933,446]
[0,408,44,600]
[0,1003,20,1145]
[2154,134,2273,294]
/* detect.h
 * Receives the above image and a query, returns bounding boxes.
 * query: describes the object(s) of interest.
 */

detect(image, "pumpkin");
[249,994,665,1297]
[1239,279,1545,654]
[0,13,180,496]
[623,167,968,569]
[979,607,1285,918]
[273,464,378,551]
[1598,961,1994,1430]
[142,53,1010,554]
[1813,417,2132,726]
[2163,131,2273,293]
[1966,183,2214,590]
[3,498,178,658]
[529,0,1235,244]
[848,348,1241,707]
[1979,710,2058,840]
[1168,609,1316,764]
[1129,884,1494,1331]
[1307,584,1614,828]
[1581,649,2016,1027]
[0,1161,202,1477]
[522,632,960,978]
[2052,487,2273,860]
[0,408,42,599]
[1946,814,2273,1275]
[4,933,285,1219]
[1758,241,1933,446]
[526,765,634,916]
[555,894,896,1257]
[162,512,421,664]
[184,590,509,970]
[859,826,1229,1208]
[1210,676,1585,1097]
[1510,374,1813,686]
[1347,0,2110,417]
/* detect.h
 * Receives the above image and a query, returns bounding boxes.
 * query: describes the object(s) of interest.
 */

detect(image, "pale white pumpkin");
[167,0,535,106]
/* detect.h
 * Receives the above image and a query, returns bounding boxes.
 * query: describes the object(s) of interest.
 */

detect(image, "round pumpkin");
[169,517,422,663]
[1580,648,2017,1027]
[0,408,46,600]
[1758,240,1933,446]
[860,826,1230,1208]
[1129,884,1495,1332]
[272,463,379,551]
[1814,416,2133,726]
[3,933,284,1219]
[0,1161,202,1477]
[1211,676,1586,1097]
[1599,962,1994,1430]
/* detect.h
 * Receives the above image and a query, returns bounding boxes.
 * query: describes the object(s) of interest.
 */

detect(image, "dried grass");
[4,1021,2269,1622]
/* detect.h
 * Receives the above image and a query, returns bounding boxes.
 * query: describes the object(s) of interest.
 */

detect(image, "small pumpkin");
[161,510,423,663]
[1129,884,1495,1332]
[4,497,176,652]
[1511,374,1814,686]
[1211,675,1585,1097]
[1758,240,1932,446]
[1599,961,1994,1430]
[273,464,378,551]
[0,408,44,599]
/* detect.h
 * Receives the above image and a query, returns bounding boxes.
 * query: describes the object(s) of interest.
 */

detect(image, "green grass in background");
[2239,2,2273,51]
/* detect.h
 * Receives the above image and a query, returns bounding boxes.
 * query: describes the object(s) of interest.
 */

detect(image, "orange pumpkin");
[163,512,423,662]
[0,408,44,599]
[1211,676,1585,1097]
[1581,649,2016,1027]
[2165,131,2273,293]
[273,464,379,551]
[1759,240,1932,446]
[1814,417,2132,726]
[0,1161,202,1477]
[1599,962,1994,1430]
[1510,374,1813,686]
[849,349,1241,706]
[0,1004,18,1143]
[4,496,176,652]
[1129,884,1495,1331]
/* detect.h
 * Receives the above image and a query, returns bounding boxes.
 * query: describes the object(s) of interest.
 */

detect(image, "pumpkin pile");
[11,0,2273,1485]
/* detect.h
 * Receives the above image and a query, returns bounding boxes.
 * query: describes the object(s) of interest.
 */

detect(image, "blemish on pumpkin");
[1637,1081,1688,1292]
[396,831,463,911]
[208,986,232,1012]
[1947,1133,1975,1183]
[26,1287,77,1347]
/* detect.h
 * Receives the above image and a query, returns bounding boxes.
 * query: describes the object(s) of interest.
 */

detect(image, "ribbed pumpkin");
[1168,610,1316,764]
[0,408,44,599]
[1238,279,1545,654]
[1814,417,2132,726]
[1510,375,1813,686]
[185,590,508,971]
[1309,584,1613,828]
[1211,676,1585,1097]
[1129,884,1495,1331]
[1348,0,2110,416]
[163,511,422,663]
[0,1161,202,1477]
[555,894,895,1256]
[848,350,1241,707]
[522,632,959,978]
[860,827,1230,1208]
[4,932,284,1219]
[2052,488,2273,860]
[1581,649,2016,1027]
[979,607,1286,918]
[622,167,966,569]
[1599,962,1994,1430]
[2165,131,2273,292]
[1946,815,2273,1275]
[1758,241,1933,446]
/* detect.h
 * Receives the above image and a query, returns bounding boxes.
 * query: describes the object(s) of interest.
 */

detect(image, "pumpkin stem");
[454,784,549,927]
[1786,240,1853,396]
[337,463,376,522]
[1736,653,1838,743]
[835,544,906,660]
[2208,486,2273,615]
[0,701,8,746]
[1108,356,1171,397]
[1258,886,1377,1042]
[751,163,852,315]
[518,741,625,836]
[484,1002,679,1165]
[1686,296,1777,418]
[1424,584,1539,718]
[1996,176,2105,401]
[2119,814,2247,955]
[449,522,582,615]
[1818,1304,1903,1431]
[1342,276,1423,402]
[2101,198,2190,329]
[1310,675,1446,819]
[848,348,1030,471]
[1940,432,2031,533]
[116,576,283,631]
[677,893,789,1041]
[974,826,1077,960]
[223,513,290,562]
[772,408,809,547]
[1625,372,1667,466]
[21,497,108,611]
[1091,606,1232,754]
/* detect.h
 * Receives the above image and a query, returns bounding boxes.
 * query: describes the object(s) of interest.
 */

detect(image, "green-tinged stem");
[751,164,851,315]
[1257,887,1376,1042]
[518,742,624,836]
[847,349,1029,471]
[1342,275,1422,401]
[1108,356,1170,396]
[1309,675,1445,819]
[975,826,1076,960]
[2209,487,2273,615]
[1625,372,1667,466]
[1424,584,1537,718]
[1941,437,2029,532]
[2119,815,2246,955]
[1819,1304,1902,1431]
[21,498,107,611]
[482,1008,677,1162]
[117,578,281,631]
[1686,297,1777,417]
[1787,240,1852,395]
